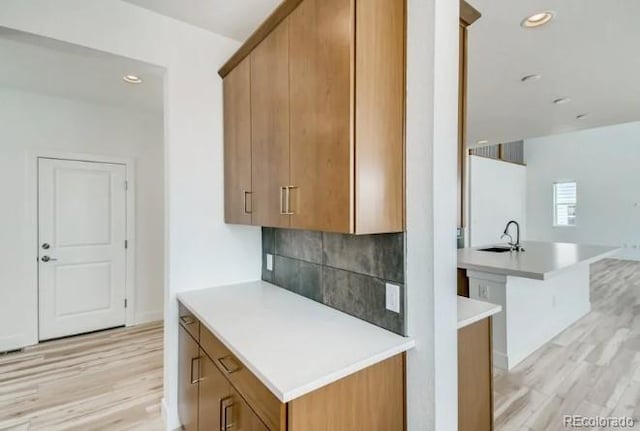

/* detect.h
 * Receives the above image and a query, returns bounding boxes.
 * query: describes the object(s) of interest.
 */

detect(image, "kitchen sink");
[478,246,513,253]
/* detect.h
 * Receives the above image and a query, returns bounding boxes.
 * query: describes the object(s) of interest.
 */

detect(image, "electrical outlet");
[386,283,400,314]
[479,284,489,300]
[266,253,273,271]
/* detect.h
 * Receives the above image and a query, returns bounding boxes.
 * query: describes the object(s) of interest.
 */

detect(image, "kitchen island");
[458,241,617,370]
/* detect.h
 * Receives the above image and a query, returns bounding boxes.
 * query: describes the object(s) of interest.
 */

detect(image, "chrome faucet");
[501,220,525,252]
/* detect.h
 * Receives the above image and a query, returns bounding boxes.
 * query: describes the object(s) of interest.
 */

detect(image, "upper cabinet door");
[354,0,405,234]
[224,58,252,225]
[251,22,291,228]
[289,0,353,233]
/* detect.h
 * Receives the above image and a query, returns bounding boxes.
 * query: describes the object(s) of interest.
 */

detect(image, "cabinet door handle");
[220,396,235,431]
[190,357,201,384]
[280,186,296,215]
[279,186,287,215]
[180,315,195,326]
[243,191,252,214]
[218,355,241,374]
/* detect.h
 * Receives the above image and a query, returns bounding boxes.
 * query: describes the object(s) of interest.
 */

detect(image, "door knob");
[42,243,50,250]
[41,256,58,263]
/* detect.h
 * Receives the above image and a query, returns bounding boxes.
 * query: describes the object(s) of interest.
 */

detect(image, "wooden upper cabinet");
[223,58,252,225]
[289,0,353,233]
[458,1,481,234]
[221,0,406,234]
[354,0,405,234]
[250,21,291,229]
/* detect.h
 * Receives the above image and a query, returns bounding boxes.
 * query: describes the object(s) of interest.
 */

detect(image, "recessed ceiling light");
[122,74,143,84]
[576,113,590,120]
[477,139,489,145]
[521,11,554,28]
[553,97,571,105]
[521,74,541,83]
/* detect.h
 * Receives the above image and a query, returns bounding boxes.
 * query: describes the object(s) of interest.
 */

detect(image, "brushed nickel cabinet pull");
[220,396,235,431]
[218,355,241,374]
[243,191,252,214]
[190,357,201,384]
[285,186,297,215]
[180,315,195,326]
[280,186,287,215]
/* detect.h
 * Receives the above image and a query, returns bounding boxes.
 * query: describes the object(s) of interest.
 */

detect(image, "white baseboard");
[135,310,164,325]
[162,397,181,431]
[613,249,640,262]
[493,350,509,370]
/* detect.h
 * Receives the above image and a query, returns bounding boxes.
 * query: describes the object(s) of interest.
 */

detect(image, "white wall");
[0,2,262,429]
[525,122,640,252]
[0,1,460,430]
[0,86,164,351]
[469,155,527,247]
[405,0,459,429]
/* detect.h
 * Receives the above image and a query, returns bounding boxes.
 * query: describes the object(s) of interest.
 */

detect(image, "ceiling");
[466,0,640,147]
[0,28,164,114]
[123,0,281,41]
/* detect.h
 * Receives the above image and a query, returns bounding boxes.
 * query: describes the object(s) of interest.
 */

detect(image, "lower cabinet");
[198,350,267,431]
[178,325,199,431]
[198,351,228,430]
[458,317,494,431]
[178,302,405,431]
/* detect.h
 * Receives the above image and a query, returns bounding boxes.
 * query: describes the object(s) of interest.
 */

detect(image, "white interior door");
[38,158,127,340]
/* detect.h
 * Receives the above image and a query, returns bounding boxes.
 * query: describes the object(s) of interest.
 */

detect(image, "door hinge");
[125,240,128,249]
[124,298,128,308]
[124,180,128,191]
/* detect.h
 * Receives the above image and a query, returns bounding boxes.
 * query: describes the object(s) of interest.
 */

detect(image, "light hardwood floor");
[0,322,164,431]
[494,259,640,430]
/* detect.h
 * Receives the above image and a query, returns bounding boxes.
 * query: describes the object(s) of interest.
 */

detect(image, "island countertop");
[458,241,617,280]
[177,281,415,403]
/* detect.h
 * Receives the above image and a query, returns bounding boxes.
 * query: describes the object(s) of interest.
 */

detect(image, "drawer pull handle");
[218,355,241,374]
[190,357,201,384]
[180,316,195,326]
[220,396,235,431]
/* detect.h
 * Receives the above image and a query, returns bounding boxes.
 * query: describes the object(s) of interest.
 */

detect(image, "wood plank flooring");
[0,322,164,431]
[494,259,640,430]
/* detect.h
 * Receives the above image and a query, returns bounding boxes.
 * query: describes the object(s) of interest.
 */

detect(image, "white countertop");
[457,241,618,280]
[177,281,415,403]
[457,296,501,329]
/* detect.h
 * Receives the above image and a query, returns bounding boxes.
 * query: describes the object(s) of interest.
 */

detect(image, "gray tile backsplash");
[262,227,406,335]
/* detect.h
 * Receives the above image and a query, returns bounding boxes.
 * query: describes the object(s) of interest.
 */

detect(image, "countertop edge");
[457,297,502,329]
[280,339,416,402]
[458,262,545,280]
[177,288,416,403]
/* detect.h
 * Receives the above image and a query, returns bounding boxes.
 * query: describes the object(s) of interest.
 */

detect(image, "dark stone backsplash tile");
[323,267,404,335]
[273,255,323,303]
[275,229,323,264]
[262,227,405,335]
[262,227,275,254]
[322,232,404,283]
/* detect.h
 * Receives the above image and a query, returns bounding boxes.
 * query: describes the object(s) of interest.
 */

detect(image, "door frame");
[27,150,137,330]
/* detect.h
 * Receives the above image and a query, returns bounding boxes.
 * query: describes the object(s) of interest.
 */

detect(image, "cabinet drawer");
[178,302,200,342]
[200,326,286,431]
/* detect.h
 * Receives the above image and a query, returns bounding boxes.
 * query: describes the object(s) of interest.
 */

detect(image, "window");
[554,181,577,226]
